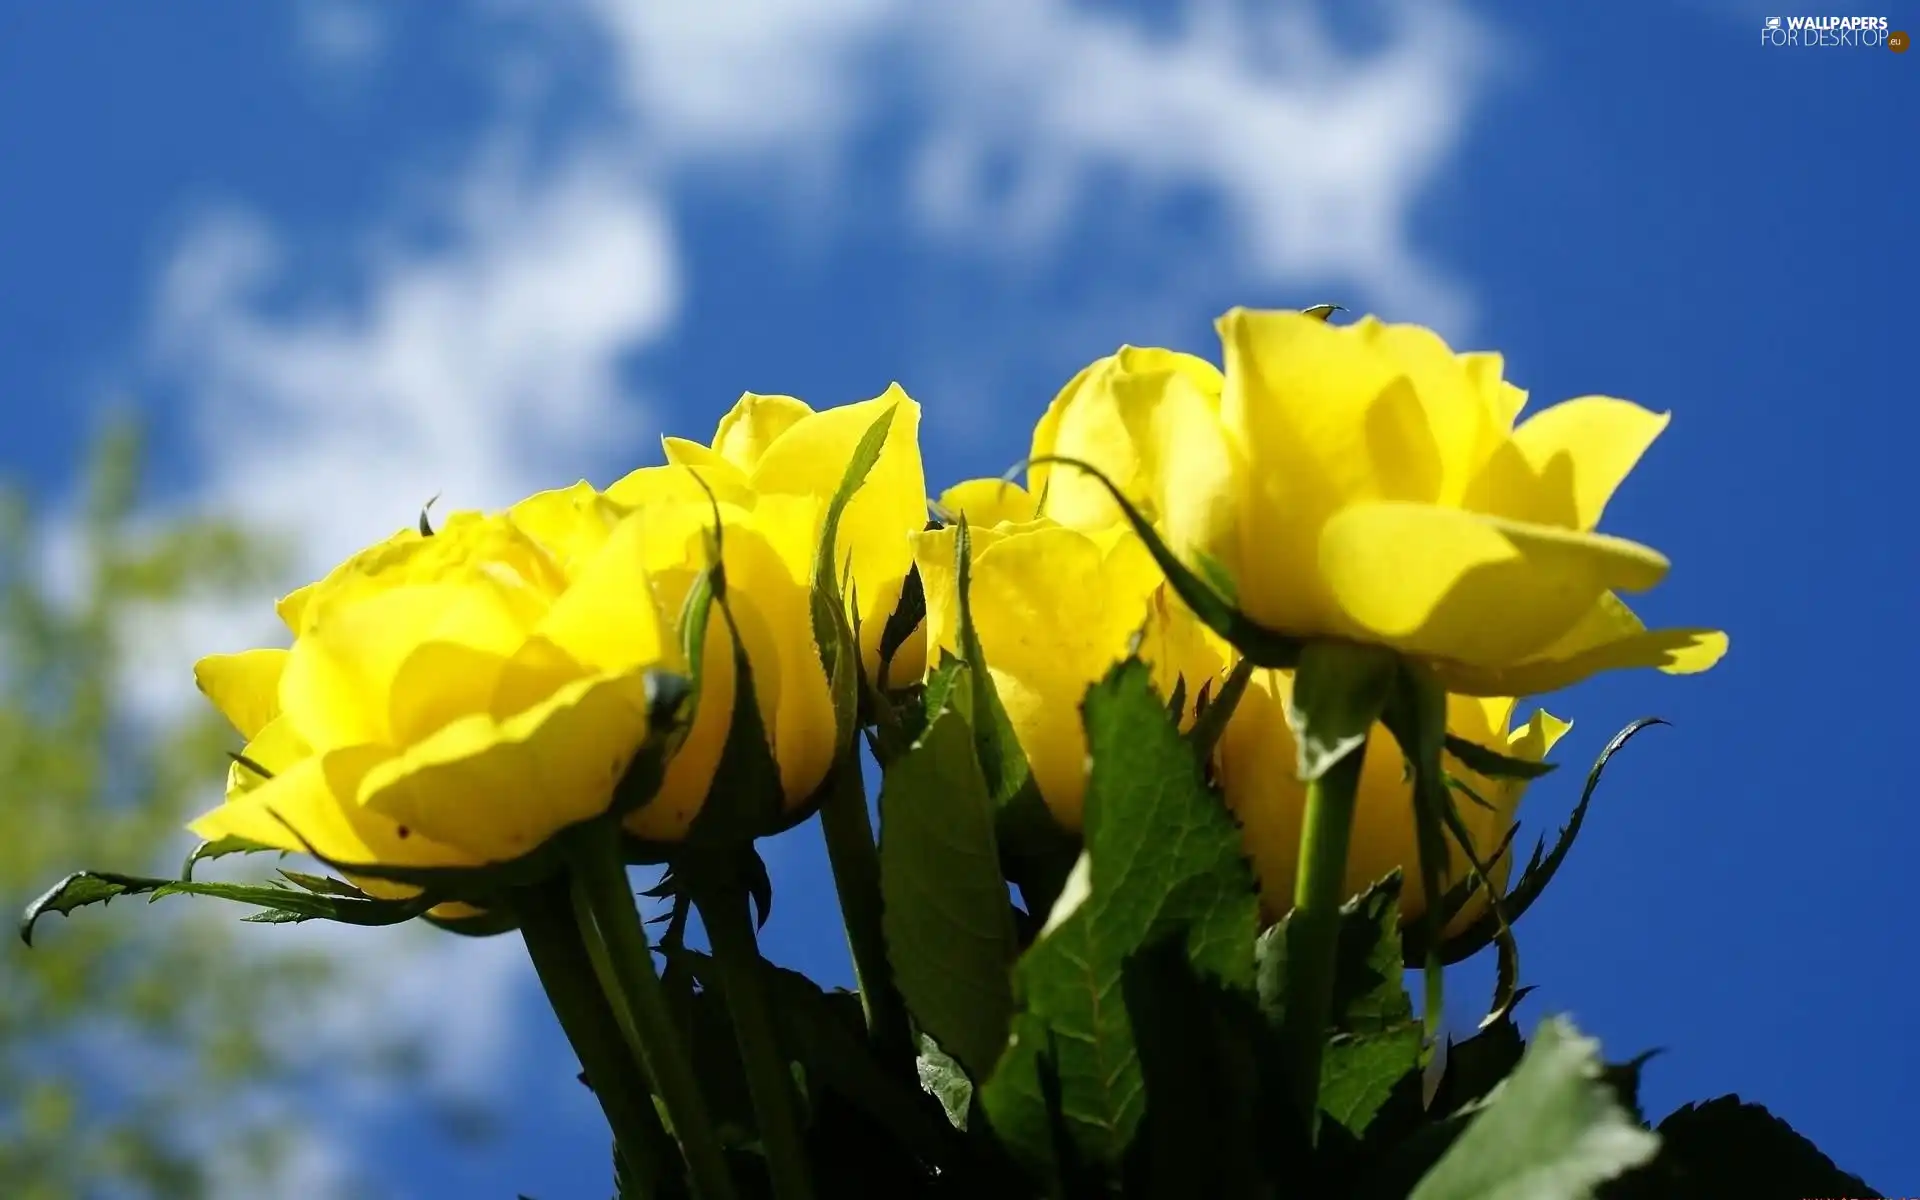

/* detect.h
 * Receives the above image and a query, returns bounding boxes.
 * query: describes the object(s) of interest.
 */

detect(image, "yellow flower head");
[1217,672,1569,932]
[1034,310,1727,697]
[916,481,1227,831]
[191,486,681,872]
[650,386,928,689]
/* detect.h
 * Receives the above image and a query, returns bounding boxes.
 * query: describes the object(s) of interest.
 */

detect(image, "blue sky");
[2,0,1914,1194]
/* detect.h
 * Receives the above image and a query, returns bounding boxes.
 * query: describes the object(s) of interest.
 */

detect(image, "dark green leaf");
[1321,1025,1425,1138]
[1601,1095,1878,1199]
[1120,939,1270,1198]
[1427,997,1530,1117]
[1289,641,1398,781]
[1185,657,1254,762]
[1410,1016,1658,1200]
[977,1012,1066,1181]
[180,834,280,880]
[225,750,275,781]
[21,870,436,946]
[1256,873,1421,1138]
[1164,674,1187,725]
[1379,660,1455,1043]
[878,561,926,687]
[678,949,957,1171]
[277,870,371,899]
[240,908,313,925]
[952,517,1030,809]
[1079,660,1258,988]
[1419,718,1665,969]
[682,598,784,845]
[1444,733,1559,780]
[879,686,1018,1084]
[983,659,1259,1170]
[811,403,898,750]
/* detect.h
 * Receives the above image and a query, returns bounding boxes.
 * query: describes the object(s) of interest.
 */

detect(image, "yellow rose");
[1033,312,1727,697]
[1218,671,1569,933]
[189,485,682,873]
[914,482,1225,831]
[599,465,833,841]
[646,386,928,689]
[1027,345,1227,543]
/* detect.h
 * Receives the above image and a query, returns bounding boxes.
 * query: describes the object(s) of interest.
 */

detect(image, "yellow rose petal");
[507,482,625,581]
[195,648,289,740]
[711,392,815,471]
[966,524,1163,828]
[190,748,470,869]
[1317,502,1671,668]
[758,386,925,677]
[938,479,1038,527]
[360,670,660,862]
[606,461,752,510]
[531,510,670,676]
[1469,396,1670,531]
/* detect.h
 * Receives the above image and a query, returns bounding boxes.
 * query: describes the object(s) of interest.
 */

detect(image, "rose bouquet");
[24,307,1876,1198]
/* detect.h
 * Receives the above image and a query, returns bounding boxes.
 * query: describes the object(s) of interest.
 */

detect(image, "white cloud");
[567,0,1496,328]
[155,157,676,568]
[296,0,388,75]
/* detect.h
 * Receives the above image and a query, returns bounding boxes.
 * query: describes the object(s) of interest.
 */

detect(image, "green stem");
[694,876,815,1200]
[816,754,914,1072]
[575,830,738,1200]
[1281,741,1369,1136]
[517,875,674,1196]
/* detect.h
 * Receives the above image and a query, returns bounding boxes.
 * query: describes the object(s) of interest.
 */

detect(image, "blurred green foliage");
[0,419,334,1198]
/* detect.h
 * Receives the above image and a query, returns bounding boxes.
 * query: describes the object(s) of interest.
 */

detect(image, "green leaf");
[1119,938,1272,1198]
[982,658,1259,1169]
[1410,1016,1659,1200]
[878,681,1018,1084]
[1600,1096,1878,1199]
[1427,998,1530,1116]
[1289,641,1398,781]
[677,949,957,1171]
[180,834,280,880]
[20,871,436,946]
[1080,660,1258,988]
[1185,657,1254,762]
[1378,660,1455,1043]
[952,517,1030,809]
[1302,303,1345,321]
[1256,873,1421,1138]
[612,666,698,822]
[1444,733,1558,781]
[976,1012,1068,1181]
[1321,1025,1425,1139]
[277,870,372,899]
[1418,718,1665,969]
[1017,456,1306,669]
[811,403,898,750]
[681,593,785,846]
[915,1035,974,1132]
[877,560,927,687]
